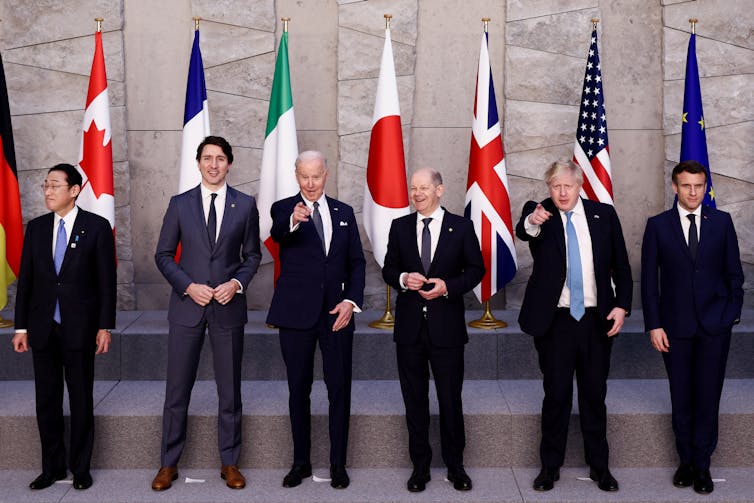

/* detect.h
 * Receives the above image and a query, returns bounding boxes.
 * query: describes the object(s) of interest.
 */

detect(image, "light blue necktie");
[53,219,67,323]
[566,211,585,321]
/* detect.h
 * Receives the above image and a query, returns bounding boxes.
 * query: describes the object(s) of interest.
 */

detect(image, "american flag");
[465,29,517,303]
[573,27,613,205]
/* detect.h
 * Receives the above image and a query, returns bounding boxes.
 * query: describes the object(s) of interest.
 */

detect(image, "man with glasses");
[13,163,116,491]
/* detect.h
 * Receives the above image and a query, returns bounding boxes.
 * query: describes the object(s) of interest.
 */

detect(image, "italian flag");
[258,29,299,281]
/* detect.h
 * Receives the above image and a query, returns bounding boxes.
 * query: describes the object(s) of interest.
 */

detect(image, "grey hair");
[295,150,328,170]
[544,159,583,186]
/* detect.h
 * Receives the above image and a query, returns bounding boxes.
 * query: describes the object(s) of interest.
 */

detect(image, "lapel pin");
[449,227,453,232]
[333,206,339,211]
[231,203,236,208]
[70,243,77,249]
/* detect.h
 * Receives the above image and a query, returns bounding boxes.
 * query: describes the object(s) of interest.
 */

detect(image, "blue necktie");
[312,201,326,254]
[566,211,584,321]
[53,219,67,323]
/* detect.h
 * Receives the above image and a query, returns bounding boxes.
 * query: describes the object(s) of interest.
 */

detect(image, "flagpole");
[193,16,200,31]
[95,17,103,32]
[368,12,399,331]
[467,17,508,330]
[689,17,697,34]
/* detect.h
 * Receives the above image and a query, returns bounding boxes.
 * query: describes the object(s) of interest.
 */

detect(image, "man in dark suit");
[516,159,632,493]
[266,150,365,490]
[13,163,116,491]
[382,168,485,493]
[641,160,743,495]
[151,136,261,491]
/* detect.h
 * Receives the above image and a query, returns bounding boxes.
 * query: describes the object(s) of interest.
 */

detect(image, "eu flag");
[680,33,715,208]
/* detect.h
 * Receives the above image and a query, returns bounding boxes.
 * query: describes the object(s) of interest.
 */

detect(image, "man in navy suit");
[641,160,743,494]
[13,163,116,491]
[516,159,632,493]
[266,150,365,490]
[382,168,485,493]
[151,136,261,491]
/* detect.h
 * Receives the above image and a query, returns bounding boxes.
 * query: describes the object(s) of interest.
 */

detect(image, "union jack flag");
[573,26,613,204]
[465,29,517,303]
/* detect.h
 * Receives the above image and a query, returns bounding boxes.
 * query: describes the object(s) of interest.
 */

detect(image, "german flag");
[0,52,23,310]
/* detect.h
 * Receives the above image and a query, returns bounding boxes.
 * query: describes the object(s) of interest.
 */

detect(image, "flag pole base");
[369,285,395,330]
[0,315,14,328]
[468,301,507,329]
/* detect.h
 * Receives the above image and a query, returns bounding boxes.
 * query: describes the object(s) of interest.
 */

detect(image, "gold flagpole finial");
[193,16,200,31]
[689,18,698,34]
[384,14,392,30]
[95,17,103,32]
[482,17,490,33]
[281,17,290,33]
[591,18,599,29]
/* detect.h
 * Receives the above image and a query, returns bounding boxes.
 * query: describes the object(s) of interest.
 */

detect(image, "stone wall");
[2,0,752,313]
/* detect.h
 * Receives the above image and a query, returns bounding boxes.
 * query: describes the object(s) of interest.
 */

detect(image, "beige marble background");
[2,0,752,312]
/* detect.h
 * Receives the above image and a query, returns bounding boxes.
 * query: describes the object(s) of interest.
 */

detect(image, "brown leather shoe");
[221,465,246,489]
[151,466,178,491]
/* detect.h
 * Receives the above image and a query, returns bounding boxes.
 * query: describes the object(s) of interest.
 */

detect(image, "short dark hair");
[48,163,82,188]
[196,136,233,164]
[672,160,707,184]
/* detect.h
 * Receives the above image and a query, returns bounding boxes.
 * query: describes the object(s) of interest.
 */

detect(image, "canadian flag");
[77,29,115,236]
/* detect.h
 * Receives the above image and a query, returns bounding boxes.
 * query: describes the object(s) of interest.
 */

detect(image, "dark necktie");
[687,214,698,261]
[421,217,432,274]
[566,211,584,321]
[312,201,326,253]
[53,219,66,323]
[207,193,217,248]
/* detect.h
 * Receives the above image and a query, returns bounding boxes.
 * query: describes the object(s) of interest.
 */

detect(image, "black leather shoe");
[73,472,93,490]
[590,468,619,492]
[330,465,349,489]
[447,466,472,491]
[29,470,67,490]
[533,468,559,491]
[673,463,694,487]
[693,468,714,494]
[407,468,431,492]
[282,463,312,488]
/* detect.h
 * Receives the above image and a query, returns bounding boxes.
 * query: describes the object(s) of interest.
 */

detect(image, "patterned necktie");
[566,211,585,321]
[53,219,67,323]
[687,214,698,261]
[207,193,217,248]
[312,201,326,253]
[421,217,433,275]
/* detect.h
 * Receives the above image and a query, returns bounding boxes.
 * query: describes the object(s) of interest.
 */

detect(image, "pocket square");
[339,221,348,226]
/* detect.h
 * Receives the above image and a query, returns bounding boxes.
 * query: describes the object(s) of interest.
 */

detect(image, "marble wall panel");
[207,91,268,148]
[336,161,365,213]
[226,146,263,189]
[507,0,597,21]
[505,46,583,105]
[4,30,125,81]
[13,111,85,173]
[338,28,416,81]
[506,8,598,58]
[664,0,754,50]
[205,53,275,100]
[505,144,574,180]
[339,0,418,45]
[6,64,90,116]
[723,200,754,266]
[113,160,130,207]
[412,0,504,127]
[663,75,754,134]
[600,0,663,131]
[663,28,754,81]
[504,101,577,152]
[337,75,415,136]
[710,175,754,207]
[199,22,275,68]
[16,169,48,223]
[0,0,122,48]
[191,0,274,32]
[114,205,132,261]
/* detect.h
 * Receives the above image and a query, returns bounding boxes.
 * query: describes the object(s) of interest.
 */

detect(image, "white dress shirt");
[52,205,78,257]
[200,182,227,243]
[399,207,445,289]
[291,193,333,255]
[677,204,702,245]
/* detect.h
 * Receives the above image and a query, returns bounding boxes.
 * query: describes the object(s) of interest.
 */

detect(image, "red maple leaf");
[79,122,113,198]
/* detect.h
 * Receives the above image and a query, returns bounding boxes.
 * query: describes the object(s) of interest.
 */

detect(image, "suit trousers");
[279,312,353,466]
[32,323,95,477]
[161,303,244,467]
[396,319,466,471]
[534,308,612,472]
[662,328,731,470]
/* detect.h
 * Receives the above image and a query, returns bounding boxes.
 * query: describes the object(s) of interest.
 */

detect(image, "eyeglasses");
[41,183,70,192]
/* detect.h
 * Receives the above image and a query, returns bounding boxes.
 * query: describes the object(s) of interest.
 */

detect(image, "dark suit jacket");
[266,194,366,331]
[15,207,116,350]
[382,210,485,347]
[516,198,632,337]
[155,185,261,328]
[641,205,743,338]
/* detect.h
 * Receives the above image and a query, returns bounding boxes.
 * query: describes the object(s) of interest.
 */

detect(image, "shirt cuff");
[15,329,27,334]
[399,272,408,290]
[523,213,541,237]
[289,214,300,233]
[231,278,243,293]
[343,299,361,313]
